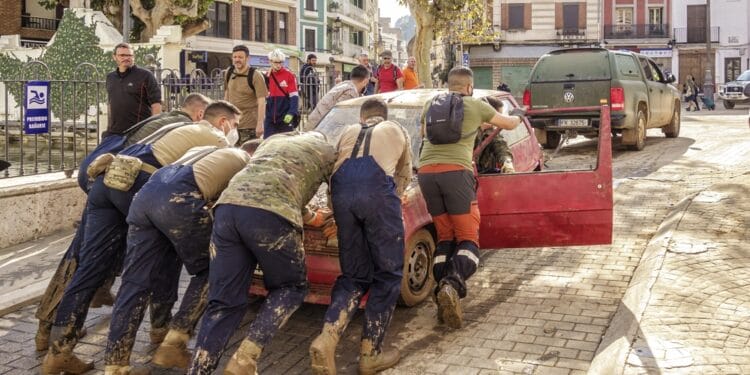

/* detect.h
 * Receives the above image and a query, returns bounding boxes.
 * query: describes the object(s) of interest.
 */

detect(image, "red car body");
[251,90,613,306]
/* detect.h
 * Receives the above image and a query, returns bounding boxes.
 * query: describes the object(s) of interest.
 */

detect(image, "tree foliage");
[38,0,213,42]
[400,0,498,87]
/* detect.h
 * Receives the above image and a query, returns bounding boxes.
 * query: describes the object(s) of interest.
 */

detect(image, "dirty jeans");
[325,155,404,351]
[188,205,307,374]
[106,165,211,365]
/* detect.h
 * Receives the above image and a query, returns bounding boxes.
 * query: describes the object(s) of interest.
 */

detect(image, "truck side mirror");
[666,73,676,83]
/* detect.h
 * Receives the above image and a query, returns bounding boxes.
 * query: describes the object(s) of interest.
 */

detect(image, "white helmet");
[268,49,286,62]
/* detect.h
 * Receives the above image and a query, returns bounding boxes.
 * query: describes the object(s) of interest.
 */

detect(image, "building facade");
[602,0,673,71]
[0,0,65,48]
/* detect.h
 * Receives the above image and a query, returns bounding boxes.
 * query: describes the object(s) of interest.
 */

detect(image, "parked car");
[524,48,681,151]
[718,70,750,109]
[251,89,614,306]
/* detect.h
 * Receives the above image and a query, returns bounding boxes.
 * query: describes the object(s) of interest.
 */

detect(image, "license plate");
[558,119,588,127]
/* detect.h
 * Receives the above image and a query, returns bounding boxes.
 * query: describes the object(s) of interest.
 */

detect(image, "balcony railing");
[674,27,720,44]
[603,24,670,39]
[21,15,60,31]
[329,1,367,25]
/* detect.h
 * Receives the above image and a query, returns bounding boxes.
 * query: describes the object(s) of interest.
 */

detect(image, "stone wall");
[0,178,85,249]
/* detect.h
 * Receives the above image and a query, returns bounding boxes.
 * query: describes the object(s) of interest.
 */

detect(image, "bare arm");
[481,113,521,131]
[256,97,266,137]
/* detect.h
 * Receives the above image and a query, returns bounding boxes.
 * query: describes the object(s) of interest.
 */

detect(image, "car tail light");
[523,89,531,107]
[610,87,624,111]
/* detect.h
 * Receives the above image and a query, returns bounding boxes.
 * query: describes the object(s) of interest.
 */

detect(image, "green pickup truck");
[523,48,681,150]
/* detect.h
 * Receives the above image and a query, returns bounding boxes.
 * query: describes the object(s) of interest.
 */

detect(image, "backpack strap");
[181,146,219,166]
[350,125,375,159]
[269,71,290,98]
[137,121,192,145]
[226,66,257,93]
[122,112,171,135]
[224,66,234,87]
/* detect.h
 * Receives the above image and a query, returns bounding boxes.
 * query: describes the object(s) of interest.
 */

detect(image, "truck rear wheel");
[723,100,736,109]
[624,110,646,151]
[663,105,680,138]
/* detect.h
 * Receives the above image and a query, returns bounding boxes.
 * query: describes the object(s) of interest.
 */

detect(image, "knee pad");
[432,240,456,282]
[452,241,479,280]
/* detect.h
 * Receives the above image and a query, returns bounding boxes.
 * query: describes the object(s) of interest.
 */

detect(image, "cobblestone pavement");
[0,113,747,374]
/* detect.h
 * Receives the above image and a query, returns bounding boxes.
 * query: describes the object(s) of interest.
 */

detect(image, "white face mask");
[226,127,239,146]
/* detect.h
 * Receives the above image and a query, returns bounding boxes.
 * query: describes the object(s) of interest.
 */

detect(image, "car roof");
[334,89,505,107]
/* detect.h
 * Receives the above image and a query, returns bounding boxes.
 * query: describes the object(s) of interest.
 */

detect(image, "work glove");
[501,159,515,174]
[509,107,526,120]
[283,114,294,124]
[322,220,338,239]
[304,208,332,228]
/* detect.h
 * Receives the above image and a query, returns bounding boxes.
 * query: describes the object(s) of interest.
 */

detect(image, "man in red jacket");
[264,49,300,138]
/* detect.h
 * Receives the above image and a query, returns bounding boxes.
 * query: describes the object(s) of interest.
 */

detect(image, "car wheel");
[724,100,736,109]
[625,110,646,151]
[663,104,680,138]
[398,229,435,307]
[544,131,561,149]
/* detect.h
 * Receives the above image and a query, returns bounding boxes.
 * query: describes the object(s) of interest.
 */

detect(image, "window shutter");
[555,3,563,30]
[578,2,587,29]
[501,3,509,30]
[524,3,531,30]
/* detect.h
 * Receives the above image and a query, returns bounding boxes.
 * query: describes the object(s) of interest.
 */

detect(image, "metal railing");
[2,62,104,178]
[674,26,720,44]
[603,24,670,39]
[21,15,60,31]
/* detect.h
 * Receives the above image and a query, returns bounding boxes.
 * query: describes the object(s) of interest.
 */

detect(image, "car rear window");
[531,51,611,82]
[615,54,641,77]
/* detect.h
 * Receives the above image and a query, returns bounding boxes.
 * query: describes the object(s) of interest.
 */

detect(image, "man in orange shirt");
[403,56,423,90]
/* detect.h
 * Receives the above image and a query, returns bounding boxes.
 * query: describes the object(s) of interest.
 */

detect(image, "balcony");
[674,27,720,44]
[328,1,368,26]
[603,24,670,39]
[21,15,60,31]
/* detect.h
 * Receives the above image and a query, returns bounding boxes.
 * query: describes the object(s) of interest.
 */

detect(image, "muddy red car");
[252,90,613,306]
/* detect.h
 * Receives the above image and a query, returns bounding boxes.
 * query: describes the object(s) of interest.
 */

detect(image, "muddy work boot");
[149,326,169,345]
[104,365,152,375]
[358,340,400,375]
[309,324,341,374]
[224,338,263,375]
[41,343,94,375]
[152,330,191,369]
[436,281,463,329]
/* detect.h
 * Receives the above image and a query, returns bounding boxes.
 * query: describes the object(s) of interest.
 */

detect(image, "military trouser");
[188,205,307,375]
[324,155,404,351]
[105,165,210,365]
[417,166,481,298]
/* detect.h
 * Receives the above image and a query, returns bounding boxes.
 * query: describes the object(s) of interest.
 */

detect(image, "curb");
[0,279,46,317]
[587,192,697,375]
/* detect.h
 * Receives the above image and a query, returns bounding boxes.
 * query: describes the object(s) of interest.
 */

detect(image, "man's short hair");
[447,67,474,91]
[351,65,370,81]
[113,42,132,54]
[232,45,249,55]
[204,100,242,122]
[182,93,211,110]
[360,98,388,120]
[307,53,317,61]
[240,139,262,155]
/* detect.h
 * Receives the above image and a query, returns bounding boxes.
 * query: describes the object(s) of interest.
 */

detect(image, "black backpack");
[225,66,268,93]
[425,92,466,144]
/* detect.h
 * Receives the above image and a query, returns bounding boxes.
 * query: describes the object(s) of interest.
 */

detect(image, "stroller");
[699,94,716,110]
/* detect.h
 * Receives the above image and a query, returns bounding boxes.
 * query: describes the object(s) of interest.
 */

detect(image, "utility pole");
[122,0,129,42]
[703,0,713,99]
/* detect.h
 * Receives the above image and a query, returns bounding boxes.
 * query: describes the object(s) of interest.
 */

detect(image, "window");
[725,58,741,82]
[200,2,230,38]
[241,6,250,40]
[200,4,216,36]
[508,4,524,29]
[279,13,288,44]
[647,60,663,82]
[648,7,664,35]
[267,11,276,43]
[563,3,579,31]
[351,30,364,46]
[351,0,363,9]
[305,0,316,11]
[305,29,317,52]
[616,55,640,77]
[254,8,264,42]
[615,7,633,25]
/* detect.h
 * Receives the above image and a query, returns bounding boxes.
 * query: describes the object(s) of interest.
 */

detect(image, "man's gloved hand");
[509,107,526,119]
[283,114,294,124]
[304,208,332,227]
[322,220,337,239]
[501,159,515,174]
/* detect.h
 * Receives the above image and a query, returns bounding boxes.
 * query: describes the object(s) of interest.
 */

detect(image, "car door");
[638,56,667,124]
[648,59,674,123]
[476,105,613,249]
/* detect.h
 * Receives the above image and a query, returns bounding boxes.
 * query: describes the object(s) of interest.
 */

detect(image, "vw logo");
[563,91,575,103]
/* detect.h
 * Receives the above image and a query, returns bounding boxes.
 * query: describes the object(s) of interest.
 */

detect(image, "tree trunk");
[130,0,203,42]
[407,1,435,88]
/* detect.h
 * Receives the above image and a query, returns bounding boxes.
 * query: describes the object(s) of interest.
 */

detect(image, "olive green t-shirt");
[216,132,336,230]
[419,95,497,170]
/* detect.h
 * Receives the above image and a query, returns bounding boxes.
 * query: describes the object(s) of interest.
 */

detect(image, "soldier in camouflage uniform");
[35,93,211,353]
[188,131,336,375]
[474,96,515,174]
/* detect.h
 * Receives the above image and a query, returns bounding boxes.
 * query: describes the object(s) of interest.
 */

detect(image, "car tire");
[724,100,736,109]
[398,229,435,307]
[544,131,561,149]
[663,104,680,138]
[625,110,646,151]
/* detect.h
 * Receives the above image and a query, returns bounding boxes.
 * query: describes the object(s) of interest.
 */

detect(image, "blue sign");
[462,52,470,66]
[24,81,50,135]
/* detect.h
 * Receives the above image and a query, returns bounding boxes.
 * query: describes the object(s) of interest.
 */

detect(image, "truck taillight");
[610,87,624,111]
[523,89,531,107]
